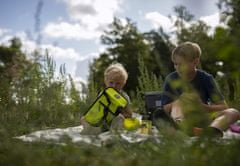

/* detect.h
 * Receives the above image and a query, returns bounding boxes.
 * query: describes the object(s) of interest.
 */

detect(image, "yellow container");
[123,118,141,131]
[139,120,152,134]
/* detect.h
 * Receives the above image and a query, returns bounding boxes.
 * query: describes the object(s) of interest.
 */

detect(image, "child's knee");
[224,108,240,120]
[80,116,86,124]
[110,115,125,130]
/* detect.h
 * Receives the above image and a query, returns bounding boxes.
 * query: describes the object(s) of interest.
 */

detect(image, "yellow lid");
[123,118,141,131]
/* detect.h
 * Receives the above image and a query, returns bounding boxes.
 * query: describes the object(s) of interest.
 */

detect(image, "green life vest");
[84,87,128,127]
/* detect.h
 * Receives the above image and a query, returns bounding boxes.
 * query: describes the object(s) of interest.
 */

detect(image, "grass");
[1,133,240,166]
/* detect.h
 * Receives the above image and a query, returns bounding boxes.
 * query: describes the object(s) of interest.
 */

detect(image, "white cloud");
[198,12,227,36]
[64,0,122,26]
[42,44,84,61]
[6,32,85,61]
[0,31,99,82]
[145,11,227,37]
[199,12,227,33]
[44,22,101,40]
[199,13,220,28]
[145,12,176,33]
[0,35,14,47]
[0,28,10,37]
[145,12,195,33]
[44,0,123,40]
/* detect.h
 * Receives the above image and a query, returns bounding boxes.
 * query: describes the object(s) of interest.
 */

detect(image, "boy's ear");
[194,58,200,65]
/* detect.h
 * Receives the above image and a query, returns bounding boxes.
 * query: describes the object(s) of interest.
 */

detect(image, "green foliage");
[1,133,240,166]
[0,38,30,106]
[89,17,151,93]
[144,29,174,78]
[136,56,163,114]
[0,38,87,137]
[217,74,240,108]
[90,18,174,94]
[174,5,194,31]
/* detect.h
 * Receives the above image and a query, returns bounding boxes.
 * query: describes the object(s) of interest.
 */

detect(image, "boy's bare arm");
[202,100,228,112]
[163,98,228,113]
[121,106,132,118]
[163,103,173,113]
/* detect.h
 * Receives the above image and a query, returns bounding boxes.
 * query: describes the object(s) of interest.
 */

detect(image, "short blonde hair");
[104,63,128,84]
[172,41,202,61]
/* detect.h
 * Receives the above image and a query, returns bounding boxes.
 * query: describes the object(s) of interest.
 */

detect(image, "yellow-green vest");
[84,87,128,127]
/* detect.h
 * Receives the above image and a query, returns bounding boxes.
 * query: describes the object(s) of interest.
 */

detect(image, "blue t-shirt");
[162,69,224,105]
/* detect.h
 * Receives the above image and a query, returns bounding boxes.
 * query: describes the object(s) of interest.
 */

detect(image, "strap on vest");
[91,100,110,127]
[84,88,126,127]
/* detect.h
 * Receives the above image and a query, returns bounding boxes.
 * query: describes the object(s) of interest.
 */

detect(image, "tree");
[214,0,240,100]
[173,5,194,41]
[89,18,151,93]
[0,37,33,107]
[143,29,174,78]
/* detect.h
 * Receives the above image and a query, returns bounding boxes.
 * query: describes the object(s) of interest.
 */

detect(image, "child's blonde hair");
[172,41,202,61]
[104,63,128,84]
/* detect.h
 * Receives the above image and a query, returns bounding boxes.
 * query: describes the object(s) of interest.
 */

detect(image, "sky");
[0,0,221,85]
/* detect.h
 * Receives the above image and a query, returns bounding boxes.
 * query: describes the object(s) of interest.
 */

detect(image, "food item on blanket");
[193,127,203,136]
[123,118,140,131]
[139,120,152,134]
[230,122,240,133]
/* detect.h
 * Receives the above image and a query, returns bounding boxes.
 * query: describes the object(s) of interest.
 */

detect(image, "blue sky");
[0,0,220,85]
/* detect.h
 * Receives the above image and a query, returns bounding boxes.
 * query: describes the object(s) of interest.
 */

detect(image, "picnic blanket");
[15,125,161,146]
[15,125,240,147]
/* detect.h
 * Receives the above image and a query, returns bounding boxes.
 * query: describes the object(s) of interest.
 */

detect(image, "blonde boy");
[162,42,240,136]
[81,63,132,134]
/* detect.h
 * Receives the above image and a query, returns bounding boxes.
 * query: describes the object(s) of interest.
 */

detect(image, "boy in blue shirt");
[162,42,240,137]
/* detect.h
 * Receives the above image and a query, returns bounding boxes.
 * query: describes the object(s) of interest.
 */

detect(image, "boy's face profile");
[173,55,199,80]
[105,72,125,91]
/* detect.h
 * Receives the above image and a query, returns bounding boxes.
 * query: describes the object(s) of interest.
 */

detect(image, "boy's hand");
[121,107,132,118]
[179,92,201,104]
[178,92,206,113]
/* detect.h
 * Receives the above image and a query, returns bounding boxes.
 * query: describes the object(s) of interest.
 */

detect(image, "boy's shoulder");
[196,69,213,80]
[166,69,212,79]
[165,71,179,81]
[165,69,213,81]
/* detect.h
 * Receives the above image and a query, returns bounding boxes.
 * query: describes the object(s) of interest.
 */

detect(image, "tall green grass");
[216,74,240,109]
[135,56,163,114]
[0,51,88,137]
[1,133,240,166]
